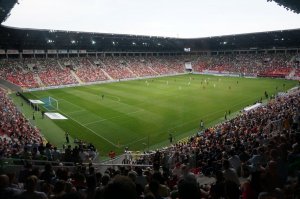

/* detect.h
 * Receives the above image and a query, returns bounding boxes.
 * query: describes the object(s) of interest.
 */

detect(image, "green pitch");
[16,74,298,156]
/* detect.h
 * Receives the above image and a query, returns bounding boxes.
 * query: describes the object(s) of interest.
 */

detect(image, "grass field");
[13,74,298,157]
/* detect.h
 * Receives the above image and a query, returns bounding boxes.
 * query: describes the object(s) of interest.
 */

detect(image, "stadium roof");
[1,25,300,52]
[0,0,299,52]
[0,0,17,24]
[268,0,300,14]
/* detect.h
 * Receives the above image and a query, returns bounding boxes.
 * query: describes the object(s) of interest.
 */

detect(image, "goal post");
[48,96,59,110]
[40,96,59,111]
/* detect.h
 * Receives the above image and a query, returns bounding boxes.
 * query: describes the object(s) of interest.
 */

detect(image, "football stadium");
[0,0,300,198]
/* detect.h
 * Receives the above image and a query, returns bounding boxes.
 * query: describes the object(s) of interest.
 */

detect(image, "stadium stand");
[101,56,136,79]
[0,59,39,88]
[73,57,109,83]
[125,56,157,77]
[0,58,78,88]
[38,58,78,86]
[149,56,185,75]
[0,88,43,158]
[0,52,299,89]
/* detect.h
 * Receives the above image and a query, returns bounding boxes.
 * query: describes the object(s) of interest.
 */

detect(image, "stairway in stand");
[70,70,83,84]
[101,68,113,80]
[34,74,45,87]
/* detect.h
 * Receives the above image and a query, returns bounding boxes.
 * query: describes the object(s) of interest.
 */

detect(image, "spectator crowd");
[0,53,299,89]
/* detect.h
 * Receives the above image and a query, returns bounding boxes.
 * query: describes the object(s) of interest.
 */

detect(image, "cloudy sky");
[2,0,300,38]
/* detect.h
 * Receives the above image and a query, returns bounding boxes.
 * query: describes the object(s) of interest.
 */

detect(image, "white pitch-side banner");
[29,99,44,104]
[244,103,261,112]
[0,49,5,54]
[45,112,68,120]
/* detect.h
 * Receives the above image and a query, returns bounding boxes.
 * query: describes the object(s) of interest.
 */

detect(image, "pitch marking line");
[55,97,142,148]
[67,110,86,114]
[61,111,121,148]
[84,110,143,126]
[58,99,86,111]
[43,106,51,111]
[34,95,120,148]
[57,98,120,147]
[106,95,121,102]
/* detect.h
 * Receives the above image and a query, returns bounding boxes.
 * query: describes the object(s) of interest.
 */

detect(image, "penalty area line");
[30,93,120,148]
[67,110,86,115]
[84,110,144,126]
[62,111,121,148]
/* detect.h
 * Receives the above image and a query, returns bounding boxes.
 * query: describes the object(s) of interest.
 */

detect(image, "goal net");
[41,96,59,111]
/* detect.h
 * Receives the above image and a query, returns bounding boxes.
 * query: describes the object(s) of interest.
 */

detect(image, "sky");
[2,0,300,38]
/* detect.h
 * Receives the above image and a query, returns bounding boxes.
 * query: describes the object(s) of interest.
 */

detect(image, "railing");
[0,157,153,174]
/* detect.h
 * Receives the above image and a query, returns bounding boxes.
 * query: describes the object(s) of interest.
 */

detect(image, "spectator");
[222,159,240,186]
[0,174,21,198]
[103,176,137,199]
[177,178,201,199]
[17,175,47,199]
